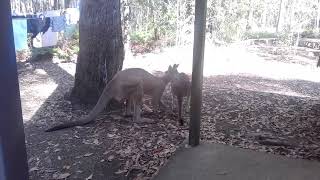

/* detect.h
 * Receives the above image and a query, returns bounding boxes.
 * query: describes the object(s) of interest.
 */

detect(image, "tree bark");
[53,0,59,10]
[175,0,181,45]
[289,0,297,32]
[64,0,70,8]
[71,0,124,104]
[276,0,284,33]
[317,0,320,32]
[261,1,267,29]
[185,0,193,17]
[247,0,254,31]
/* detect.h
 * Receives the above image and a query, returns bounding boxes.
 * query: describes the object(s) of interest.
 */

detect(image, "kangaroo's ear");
[168,65,172,71]
[173,64,179,69]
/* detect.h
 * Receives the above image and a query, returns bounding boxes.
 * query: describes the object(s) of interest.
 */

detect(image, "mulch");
[23,46,320,180]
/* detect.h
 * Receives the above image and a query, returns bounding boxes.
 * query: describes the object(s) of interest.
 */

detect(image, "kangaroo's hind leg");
[177,95,184,126]
[131,83,143,121]
[131,82,154,123]
[123,82,143,117]
[124,97,133,117]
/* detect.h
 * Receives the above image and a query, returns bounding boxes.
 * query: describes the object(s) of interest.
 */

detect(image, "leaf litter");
[22,45,320,179]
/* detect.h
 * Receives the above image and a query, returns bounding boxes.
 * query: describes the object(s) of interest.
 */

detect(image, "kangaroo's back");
[171,72,190,97]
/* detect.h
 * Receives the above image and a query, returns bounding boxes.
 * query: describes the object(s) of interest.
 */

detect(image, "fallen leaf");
[54,148,62,152]
[108,155,115,161]
[216,171,228,175]
[28,158,34,164]
[85,174,93,180]
[63,165,71,170]
[107,133,115,138]
[103,150,110,155]
[93,139,99,145]
[55,172,71,179]
[115,169,127,174]
[29,167,39,172]
[84,153,94,157]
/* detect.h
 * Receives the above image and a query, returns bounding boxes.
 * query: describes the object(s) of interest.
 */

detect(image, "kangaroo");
[171,68,191,126]
[45,65,179,132]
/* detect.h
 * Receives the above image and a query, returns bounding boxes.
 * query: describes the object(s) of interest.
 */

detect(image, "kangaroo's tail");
[45,84,113,132]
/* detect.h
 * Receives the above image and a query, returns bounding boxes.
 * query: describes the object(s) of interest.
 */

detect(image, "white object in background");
[65,8,79,25]
[41,27,58,47]
[36,10,60,47]
[32,34,42,48]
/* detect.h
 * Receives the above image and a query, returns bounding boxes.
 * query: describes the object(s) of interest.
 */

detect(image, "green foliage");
[299,31,320,39]
[52,47,70,59]
[71,29,79,41]
[29,47,54,61]
[242,31,278,39]
[130,30,154,44]
[207,0,250,42]
[125,0,320,49]
[29,32,79,61]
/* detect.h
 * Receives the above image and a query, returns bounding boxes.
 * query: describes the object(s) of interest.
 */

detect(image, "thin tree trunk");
[64,0,71,8]
[185,0,192,17]
[53,0,59,10]
[289,0,295,31]
[317,0,320,32]
[148,0,158,40]
[247,0,254,31]
[276,0,284,33]
[71,0,124,104]
[175,0,181,45]
[261,1,267,29]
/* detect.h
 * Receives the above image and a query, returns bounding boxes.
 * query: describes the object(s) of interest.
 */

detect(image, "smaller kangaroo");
[171,66,191,126]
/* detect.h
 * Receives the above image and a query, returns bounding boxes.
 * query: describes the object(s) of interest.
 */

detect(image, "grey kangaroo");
[45,65,179,132]
[171,66,191,126]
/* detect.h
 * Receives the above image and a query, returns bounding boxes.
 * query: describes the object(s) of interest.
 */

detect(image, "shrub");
[242,31,278,40]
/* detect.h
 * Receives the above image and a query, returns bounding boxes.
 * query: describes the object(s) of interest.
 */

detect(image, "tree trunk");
[276,0,284,33]
[261,1,267,29]
[247,0,254,31]
[185,0,193,19]
[71,0,124,104]
[121,0,130,44]
[289,0,296,31]
[317,0,320,32]
[64,0,70,8]
[53,0,59,10]
[175,0,181,45]
[148,0,158,40]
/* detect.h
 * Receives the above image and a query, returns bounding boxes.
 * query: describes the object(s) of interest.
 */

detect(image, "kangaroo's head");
[162,64,179,83]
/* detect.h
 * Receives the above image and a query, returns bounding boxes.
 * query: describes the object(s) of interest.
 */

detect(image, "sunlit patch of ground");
[19,66,58,121]
[19,59,75,122]
[125,43,320,96]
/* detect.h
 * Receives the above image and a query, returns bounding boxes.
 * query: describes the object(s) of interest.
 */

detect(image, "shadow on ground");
[201,75,320,161]
[20,58,320,179]
[21,60,186,180]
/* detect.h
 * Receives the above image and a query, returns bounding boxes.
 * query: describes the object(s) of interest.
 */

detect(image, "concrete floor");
[154,143,320,180]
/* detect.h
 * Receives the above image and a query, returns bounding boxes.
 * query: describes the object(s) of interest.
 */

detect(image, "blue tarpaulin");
[12,18,27,50]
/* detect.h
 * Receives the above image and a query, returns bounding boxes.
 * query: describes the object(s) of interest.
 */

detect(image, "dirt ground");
[21,44,320,179]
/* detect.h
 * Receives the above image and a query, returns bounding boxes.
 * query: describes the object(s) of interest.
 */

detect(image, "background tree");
[10,0,320,59]
[71,0,124,104]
